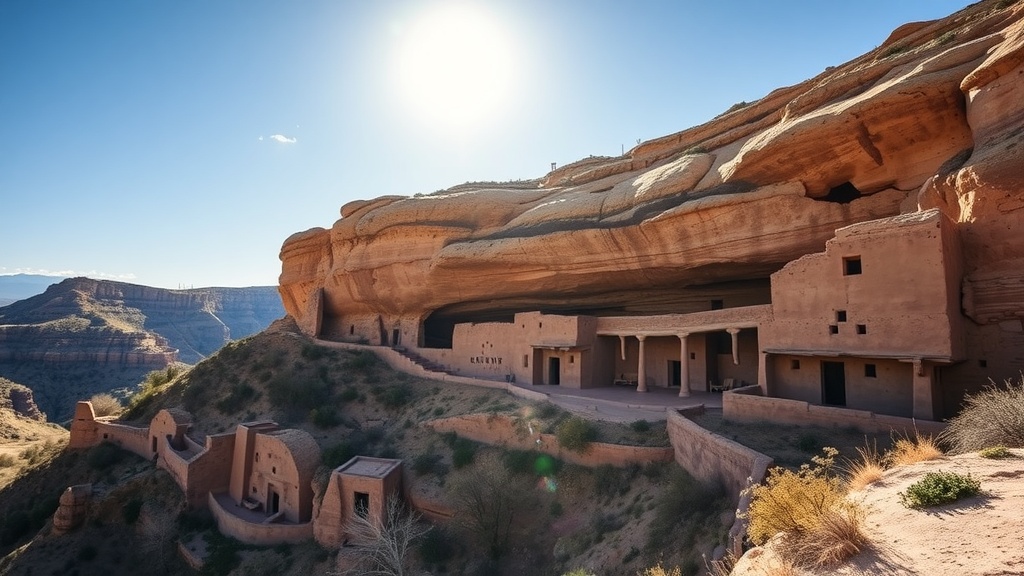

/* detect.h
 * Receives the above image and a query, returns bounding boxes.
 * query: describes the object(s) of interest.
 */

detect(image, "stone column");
[636,335,648,392]
[678,333,691,397]
[758,352,770,395]
[727,328,741,365]
[911,360,935,420]
[618,335,627,360]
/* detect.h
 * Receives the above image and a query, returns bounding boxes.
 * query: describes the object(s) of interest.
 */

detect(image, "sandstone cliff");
[278,1,1024,332]
[0,378,44,422]
[0,277,284,420]
[280,0,1024,392]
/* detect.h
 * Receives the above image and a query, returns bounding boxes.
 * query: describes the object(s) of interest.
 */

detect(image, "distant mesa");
[0,277,284,421]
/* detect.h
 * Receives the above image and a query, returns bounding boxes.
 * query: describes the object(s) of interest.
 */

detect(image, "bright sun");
[393,3,517,135]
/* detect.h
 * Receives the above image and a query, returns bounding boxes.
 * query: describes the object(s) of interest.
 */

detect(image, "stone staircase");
[392,346,451,375]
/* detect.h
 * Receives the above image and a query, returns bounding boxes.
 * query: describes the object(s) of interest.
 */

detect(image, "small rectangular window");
[843,257,862,276]
[711,299,724,310]
[523,354,529,368]
[355,492,370,518]
[979,359,987,368]
[829,325,839,335]
[689,352,696,360]
[856,324,867,335]
[791,359,800,370]
[836,310,847,322]
[569,355,574,364]
[865,363,877,378]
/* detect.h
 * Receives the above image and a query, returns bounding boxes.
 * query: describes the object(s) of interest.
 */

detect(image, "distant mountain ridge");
[0,274,69,306]
[0,277,284,420]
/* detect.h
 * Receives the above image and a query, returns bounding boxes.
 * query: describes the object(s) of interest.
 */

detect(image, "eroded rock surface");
[280,1,1024,348]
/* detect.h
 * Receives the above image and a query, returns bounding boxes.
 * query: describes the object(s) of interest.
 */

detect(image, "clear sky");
[0,0,970,290]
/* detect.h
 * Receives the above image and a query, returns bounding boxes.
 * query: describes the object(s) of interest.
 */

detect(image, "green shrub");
[556,416,598,453]
[899,471,981,509]
[309,406,341,429]
[450,437,477,469]
[797,433,820,453]
[346,351,380,371]
[630,419,651,433]
[413,452,444,476]
[339,387,359,402]
[122,498,143,524]
[502,449,539,476]
[216,383,257,415]
[978,446,1013,459]
[372,384,413,408]
[939,378,1024,453]
[88,443,125,470]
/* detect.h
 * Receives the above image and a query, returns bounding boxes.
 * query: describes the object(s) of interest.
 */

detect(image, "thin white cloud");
[0,267,137,281]
[269,134,297,144]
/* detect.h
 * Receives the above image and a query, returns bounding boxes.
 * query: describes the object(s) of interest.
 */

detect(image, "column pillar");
[758,352,770,395]
[911,359,935,420]
[727,328,741,365]
[618,335,627,360]
[677,333,691,397]
[636,335,648,392]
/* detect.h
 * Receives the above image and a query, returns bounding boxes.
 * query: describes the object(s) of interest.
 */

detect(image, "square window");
[829,325,839,335]
[856,324,867,335]
[843,257,862,276]
[791,359,800,370]
[979,359,987,368]
[711,299,724,310]
[865,363,877,377]
[355,492,370,518]
[689,352,696,360]
[836,310,847,322]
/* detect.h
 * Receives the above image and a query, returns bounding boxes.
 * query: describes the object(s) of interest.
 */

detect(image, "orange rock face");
[280,2,1024,350]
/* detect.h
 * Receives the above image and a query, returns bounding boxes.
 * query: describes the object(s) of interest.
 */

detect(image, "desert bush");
[418,525,456,567]
[556,416,598,453]
[267,375,330,414]
[746,447,866,566]
[346,350,381,371]
[339,496,430,576]
[89,393,122,417]
[413,452,444,476]
[372,383,413,408]
[978,446,1013,459]
[887,432,942,466]
[449,437,477,469]
[646,467,722,551]
[593,464,631,500]
[448,453,538,559]
[899,471,981,509]
[215,383,257,415]
[87,442,124,470]
[0,454,15,468]
[562,570,596,576]
[939,378,1024,454]
[637,562,681,576]
[630,419,651,433]
[309,406,341,429]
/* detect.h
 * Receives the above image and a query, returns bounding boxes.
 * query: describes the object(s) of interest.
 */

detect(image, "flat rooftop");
[337,456,401,478]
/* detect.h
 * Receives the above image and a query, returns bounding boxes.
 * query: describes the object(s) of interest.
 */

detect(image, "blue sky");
[0,0,970,289]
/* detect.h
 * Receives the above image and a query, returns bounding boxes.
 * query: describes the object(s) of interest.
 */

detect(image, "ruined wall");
[427,413,674,468]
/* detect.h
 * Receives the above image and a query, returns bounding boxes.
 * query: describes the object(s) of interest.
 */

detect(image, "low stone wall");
[665,409,772,557]
[724,385,947,436]
[315,340,549,403]
[208,493,313,546]
[427,413,674,468]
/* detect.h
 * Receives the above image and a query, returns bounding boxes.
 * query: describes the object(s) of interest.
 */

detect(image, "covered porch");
[595,305,770,395]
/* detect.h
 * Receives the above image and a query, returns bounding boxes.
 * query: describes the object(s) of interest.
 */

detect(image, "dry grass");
[788,507,868,568]
[637,562,681,576]
[939,377,1024,454]
[89,393,123,417]
[844,441,885,491]
[887,432,942,467]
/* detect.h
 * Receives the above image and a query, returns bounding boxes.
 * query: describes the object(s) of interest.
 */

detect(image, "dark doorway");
[822,361,847,406]
[669,360,681,387]
[355,492,370,518]
[392,329,401,347]
[548,357,561,386]
[269,488,280,515]
[151,436,157,453]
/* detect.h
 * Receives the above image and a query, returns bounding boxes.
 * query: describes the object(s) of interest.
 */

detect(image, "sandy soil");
[0,409,68,489]
[732,449,1024,576]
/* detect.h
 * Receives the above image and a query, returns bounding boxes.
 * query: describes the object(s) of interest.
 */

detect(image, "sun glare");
[393,3,517,135]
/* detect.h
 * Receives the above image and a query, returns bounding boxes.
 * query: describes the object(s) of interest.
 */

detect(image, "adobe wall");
[765,209,961,361]
[768,355,914,417]
[313,472,344,548]
[251,432,317,523]
[95,421,151,460]
[208,493,313,546]
[426,414,674,467]
[724,385,946,436]
[69,402,100,449]
[665,409,772,557]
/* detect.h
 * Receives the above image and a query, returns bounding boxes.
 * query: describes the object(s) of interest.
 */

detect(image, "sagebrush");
[899,471,981,509]
[939,377,1024,454]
